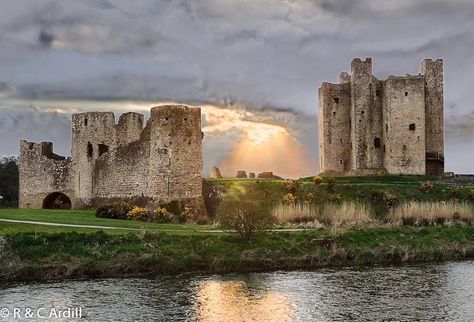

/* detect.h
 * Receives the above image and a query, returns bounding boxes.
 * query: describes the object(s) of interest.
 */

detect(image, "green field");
[0,209,212,235]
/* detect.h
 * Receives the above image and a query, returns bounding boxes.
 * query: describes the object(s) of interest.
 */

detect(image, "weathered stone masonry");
[19,105,205,218]
[318,58,445,175]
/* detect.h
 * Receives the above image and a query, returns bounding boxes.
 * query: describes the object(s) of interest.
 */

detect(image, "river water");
[1,261,473,321]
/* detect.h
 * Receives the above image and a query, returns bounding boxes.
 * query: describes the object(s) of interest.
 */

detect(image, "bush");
[127,207,149,221]
[282,193,297,205]
[96,202,133,219]
[151,207,173,223]
[216,188,274,242]
[369,191,398,219]
[419,181,434,193]
[283,179,300,193]
[327,193,342,203]
[450,185,463,200]
[468,189,474,202]
[313,176,323,186]
[326,178,336,193]
[303,192,314,204]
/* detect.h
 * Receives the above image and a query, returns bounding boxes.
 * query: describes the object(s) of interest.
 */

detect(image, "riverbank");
[1,225,474,284]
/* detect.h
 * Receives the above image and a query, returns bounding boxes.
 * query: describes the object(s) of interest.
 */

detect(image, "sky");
[0,0,473,176]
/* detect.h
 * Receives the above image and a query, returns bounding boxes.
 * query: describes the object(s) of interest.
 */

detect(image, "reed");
[273,201,373,226]
[389,201,474,225]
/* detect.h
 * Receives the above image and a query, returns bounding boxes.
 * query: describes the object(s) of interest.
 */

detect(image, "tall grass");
[273,202,373,226]
[389,201,474,225]
[274,201,474,227]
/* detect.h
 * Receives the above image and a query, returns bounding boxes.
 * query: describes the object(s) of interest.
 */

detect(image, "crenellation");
[318,58,445,176]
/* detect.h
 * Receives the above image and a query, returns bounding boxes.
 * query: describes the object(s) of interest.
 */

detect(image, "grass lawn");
[0,208,213,235]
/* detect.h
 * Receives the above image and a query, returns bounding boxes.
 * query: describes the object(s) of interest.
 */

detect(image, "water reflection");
[0,261,473,321]
[196,280,293,321]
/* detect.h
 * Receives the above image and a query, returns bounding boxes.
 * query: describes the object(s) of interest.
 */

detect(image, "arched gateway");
[42,192,72,209]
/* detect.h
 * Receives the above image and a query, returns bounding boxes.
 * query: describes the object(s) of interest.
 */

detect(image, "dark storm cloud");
[38,30,55,48]
[0,0,474,172]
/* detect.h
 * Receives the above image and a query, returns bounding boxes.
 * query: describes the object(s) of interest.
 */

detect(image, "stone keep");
[318,58,444,176]
[19,105,205,217]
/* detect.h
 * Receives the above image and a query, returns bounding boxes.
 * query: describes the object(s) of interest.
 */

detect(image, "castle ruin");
[19,105,205,219]
[318,58,444,175]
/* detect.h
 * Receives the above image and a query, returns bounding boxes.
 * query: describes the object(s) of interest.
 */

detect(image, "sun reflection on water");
[195,280,294,322]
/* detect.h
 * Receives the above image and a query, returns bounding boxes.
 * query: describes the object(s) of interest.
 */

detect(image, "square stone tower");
[318,58,444,176]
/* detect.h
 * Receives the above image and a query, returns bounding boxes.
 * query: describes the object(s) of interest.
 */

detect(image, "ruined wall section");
[421,59,444,175]
[19,140,74,208]
[365,78,384,170]
[71,112,118,207]
[318,82,351,174]
[148,105,203,202]
[116,112,144,147]
[383,76,426,175]
[93,140,150,200]
[350,58,372,170]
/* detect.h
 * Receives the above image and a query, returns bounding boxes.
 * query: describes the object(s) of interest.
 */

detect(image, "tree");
[216,186,274,242]
[0,157,19,208]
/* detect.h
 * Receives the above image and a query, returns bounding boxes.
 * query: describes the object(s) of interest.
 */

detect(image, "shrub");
[127,207,150,221]
[151,207,173,223]
[283,179,300,193]
[369,191,398,219]
[282,193,297,205]
[216,188,274,242]
[468,189,474,202]
[326,178,336,193]
[327,193,342,203]
[303,192,314,204]
[95,202,133,219]
[419,181,434,193]
[313,176,323,186]
[450,185,463,200]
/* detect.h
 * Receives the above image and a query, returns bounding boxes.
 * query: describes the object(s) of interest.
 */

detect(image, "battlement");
[339,72,351,83]
[351,57,372,75]
[20,140,67,161]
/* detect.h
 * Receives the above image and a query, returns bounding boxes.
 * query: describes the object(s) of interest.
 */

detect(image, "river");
[1,261,473,321]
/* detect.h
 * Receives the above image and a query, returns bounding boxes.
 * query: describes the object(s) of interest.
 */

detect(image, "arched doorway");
[42,192,72,209]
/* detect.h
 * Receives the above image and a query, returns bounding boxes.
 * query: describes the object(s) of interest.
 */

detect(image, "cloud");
[0,0,474,173]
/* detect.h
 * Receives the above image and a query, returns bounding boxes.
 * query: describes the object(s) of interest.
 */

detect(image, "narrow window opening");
[375,89,381,97]
[405,91,408,96]
[339,159,343,164]
[409,123,416,131]
[383,144,386,153]
[84,118,88,126]
[403,145,407,150]
[333,112,336,116]
[385,124,388,132]
[184,117,188,121]
[98,144,109,157]
[333,97,339,104]
[361,110,365,115]
[374,137,381,148]
[87,142,93,158]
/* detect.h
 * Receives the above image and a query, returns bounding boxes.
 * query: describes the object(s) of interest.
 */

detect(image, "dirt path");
[0,218,306,233]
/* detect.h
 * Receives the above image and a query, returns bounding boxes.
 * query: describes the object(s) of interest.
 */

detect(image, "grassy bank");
[1,225,474,284]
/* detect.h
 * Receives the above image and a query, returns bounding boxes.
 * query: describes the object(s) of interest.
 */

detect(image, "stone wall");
[421,59,445,175]
[383,76,426,175]
[318,82,351,174]
[19,140,74,208]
